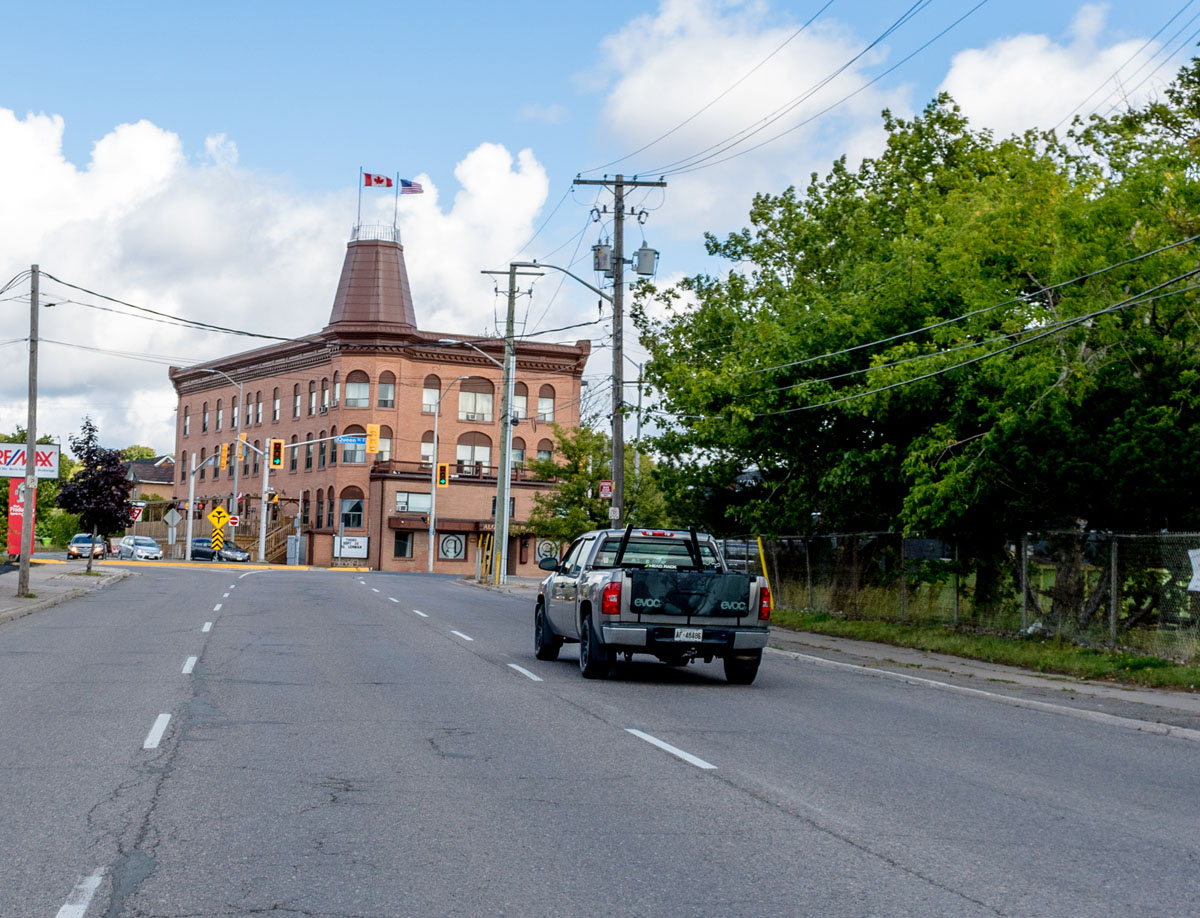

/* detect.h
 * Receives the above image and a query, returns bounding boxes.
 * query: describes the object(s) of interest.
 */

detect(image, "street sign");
[336,435,366,445]
[608,507,621,520]
[162,507,182,527]
[207,506,231,529]
[228,515,240,527]
[211,529,225,551]
[599,479,613,499]
[130,506,144,522]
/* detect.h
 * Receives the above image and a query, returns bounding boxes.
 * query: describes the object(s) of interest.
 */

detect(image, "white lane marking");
[371,588,380,593]
[626,728,716,770]
[412,609,429,618]
[143,713,172,750]
[56,868,104,918]
[182,656,197,674]
[223,592,230,598]
[213,603,222,612]
[202,622,213,632]
[388,597,400,603]
[507,663,543,682]
[229,584,236,588]
[451,630,474,642]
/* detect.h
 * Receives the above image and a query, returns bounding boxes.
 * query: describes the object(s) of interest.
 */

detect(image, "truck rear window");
[591,536,721,570]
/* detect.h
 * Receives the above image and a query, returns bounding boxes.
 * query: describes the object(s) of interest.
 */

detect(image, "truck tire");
[723,650,762,685]
[578,612,610,679]
[534,603,562,661]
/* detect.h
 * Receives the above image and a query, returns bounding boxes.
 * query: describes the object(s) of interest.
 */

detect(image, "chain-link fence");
[725,531,1200,663]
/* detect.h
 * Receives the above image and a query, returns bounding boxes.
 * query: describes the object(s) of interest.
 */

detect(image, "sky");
[1,0,1196,456]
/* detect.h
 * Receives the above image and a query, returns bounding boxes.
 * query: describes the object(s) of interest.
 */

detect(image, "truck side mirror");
[538,556,560,572]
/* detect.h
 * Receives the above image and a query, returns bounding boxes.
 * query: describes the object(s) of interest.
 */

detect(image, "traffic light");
[220,443,229,470]
[436,462,450,488]
[366,423,380,454]
[269,438,284,467]
[237,432,247,460]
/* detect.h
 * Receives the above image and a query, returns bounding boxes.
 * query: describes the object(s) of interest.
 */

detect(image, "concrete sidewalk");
[0,560,130,628]
[463,574,1200,735]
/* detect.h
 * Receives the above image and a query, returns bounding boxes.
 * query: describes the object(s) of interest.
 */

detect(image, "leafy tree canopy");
[57,418,132,542]
[634,65,1200,546]
[121,445,157,461]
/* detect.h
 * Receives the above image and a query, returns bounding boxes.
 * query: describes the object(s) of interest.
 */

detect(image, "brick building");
[168,225,589,573]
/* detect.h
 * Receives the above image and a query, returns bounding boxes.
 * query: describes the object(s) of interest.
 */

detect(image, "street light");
[428,376,469,573]
[195,367,242,518]
[438,337,513,584]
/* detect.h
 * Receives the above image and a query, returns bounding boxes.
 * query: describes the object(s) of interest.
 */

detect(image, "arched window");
[329,426,338,465]
[216,399,223,431]
[183,407,190,437]
[537,438,554,462]
[245,393,253,426]
[420,430,435,466]
[422,375,441,413]
[318,430,327,469]
[332,371,341,406]
[339,485,365,529]
[305,433,314,470]
[180,451,188,481]
[231,399,239,431]
[201,401,209,433]
[456,432,492,474]
[272,387,280,422]
[255,391,263,425]
[342,425,366,463]
[538,384,556,422]
[199,447,207,480]
[289,434,298,472]
[511,436,526,468]
[252,439,260,474]
[513,382,528,419]
[308,381,316,416]
[378,371,396,408]
[301,489,310,524]
[458,378,494,422]
[316,490,324,530]
[321,377,329,411]
[293,383,301,418]
[325,488,335,528]
[378,424,393,461]
[345,370,370,407]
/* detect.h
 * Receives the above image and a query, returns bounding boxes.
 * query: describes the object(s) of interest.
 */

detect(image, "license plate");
[674,628,703,642]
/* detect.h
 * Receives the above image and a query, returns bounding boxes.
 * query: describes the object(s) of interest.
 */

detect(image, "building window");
[458,383,493,422]
[255,392,263,425]
[305,442,313,470]
[272,388,280,423]
[538,385,556,422]
[289,435,298,472]
[199,448,206,481]
[491,496,515,517]
[333,371,340,406]
[377,425,393,462]
[342,426,365,463]
[216,400,223,431]
[318,437,327,470]
[456,432,491,473]
[395,492,432,513]
[378,372,396,408]
[340,498,364,529]
[420,434,434,467]
[393,531,414,558]
[422,374,440,413]
[308,382,316,415]
[293,385,301,418]
[316,493,324,528]
[345,371,370,407]
[326,496,334,529]
[183,408,190,437]
[513,383,528,419]
[232,402,239,431]
[329,427,338,466]
[537,439,553,462]
[253,441,260,474]
[321,378,329,411]
[511,437,526,468]
[301,491,310,524]
[202,402,209,433]
[180,451,187,481]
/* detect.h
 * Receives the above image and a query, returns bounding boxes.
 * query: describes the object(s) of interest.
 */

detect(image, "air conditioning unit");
[329,400,338,407]
[319,406,328,414]
[465,413,482,421]
[396,503,408,511]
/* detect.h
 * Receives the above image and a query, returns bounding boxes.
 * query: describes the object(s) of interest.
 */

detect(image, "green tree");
[121,445,157,461]
[57,418,132,572]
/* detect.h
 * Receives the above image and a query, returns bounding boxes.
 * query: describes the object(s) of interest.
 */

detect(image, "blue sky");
[1,1,1196,451]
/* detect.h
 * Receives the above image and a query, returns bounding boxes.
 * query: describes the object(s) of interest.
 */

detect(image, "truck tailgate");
[628,570,754,618]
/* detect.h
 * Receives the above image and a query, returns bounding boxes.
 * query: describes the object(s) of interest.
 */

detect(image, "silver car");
[118,535,163,560]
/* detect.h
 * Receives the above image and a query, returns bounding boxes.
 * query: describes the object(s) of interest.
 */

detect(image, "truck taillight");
[601,582,621,614]
[758,585,772,621]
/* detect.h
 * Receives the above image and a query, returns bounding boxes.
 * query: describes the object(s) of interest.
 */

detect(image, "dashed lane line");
[143,713,171,750]
[182,656,197,675]
[507,663,543,682]
[451,630,474,642]
[626,728,716,770]
[55,867,104,918]
[202,622,212,632]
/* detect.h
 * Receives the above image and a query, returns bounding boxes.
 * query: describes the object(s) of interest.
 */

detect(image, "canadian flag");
[364,173,393,188]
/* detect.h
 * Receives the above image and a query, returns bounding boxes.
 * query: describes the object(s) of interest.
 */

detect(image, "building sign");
[536,539,558,561]
[439,533,466,560]
[0,443,60,479]
[334,535,368,559]
[7,479,35,556]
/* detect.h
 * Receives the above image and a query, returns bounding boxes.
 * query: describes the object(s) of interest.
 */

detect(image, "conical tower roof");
[324,232,418,339]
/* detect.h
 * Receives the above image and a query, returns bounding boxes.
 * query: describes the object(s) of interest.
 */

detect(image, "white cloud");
[591,0,910,237]
[518,103,569,124]
[0,110,551,456]
[939,4,1167,138]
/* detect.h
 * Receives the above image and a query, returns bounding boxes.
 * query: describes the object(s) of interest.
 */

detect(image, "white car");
[118,535,163,561]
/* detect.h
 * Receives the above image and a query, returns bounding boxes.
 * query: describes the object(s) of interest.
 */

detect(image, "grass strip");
[772,609,1200,691]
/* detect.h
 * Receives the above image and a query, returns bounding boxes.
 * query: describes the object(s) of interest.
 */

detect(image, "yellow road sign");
[211,529,225,550]
[207,506,230,529]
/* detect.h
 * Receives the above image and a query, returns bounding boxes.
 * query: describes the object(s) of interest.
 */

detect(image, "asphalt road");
[1,568,1197,917]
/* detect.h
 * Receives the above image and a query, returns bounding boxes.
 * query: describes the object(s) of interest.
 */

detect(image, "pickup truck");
[534,526,771,684]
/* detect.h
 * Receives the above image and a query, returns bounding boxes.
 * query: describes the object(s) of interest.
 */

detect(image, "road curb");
[767,647,1200,743]
[0,567,131,628]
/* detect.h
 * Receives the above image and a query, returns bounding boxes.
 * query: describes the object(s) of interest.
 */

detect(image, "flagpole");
[357,167,363,228]
[393,172,399,230]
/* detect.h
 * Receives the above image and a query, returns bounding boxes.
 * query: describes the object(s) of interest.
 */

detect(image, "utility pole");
[574,174,665,528]
[17,265,38,597]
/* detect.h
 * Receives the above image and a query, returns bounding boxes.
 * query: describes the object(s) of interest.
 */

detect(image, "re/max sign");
[0,443,60,478]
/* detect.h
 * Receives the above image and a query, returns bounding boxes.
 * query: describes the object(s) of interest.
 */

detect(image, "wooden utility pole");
[574,174,665,528]
[17,265,38,597]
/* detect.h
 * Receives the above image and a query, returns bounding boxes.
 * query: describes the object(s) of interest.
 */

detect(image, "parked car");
[117,535,163,561]
[66,533,107,559]
[190,537,250,562]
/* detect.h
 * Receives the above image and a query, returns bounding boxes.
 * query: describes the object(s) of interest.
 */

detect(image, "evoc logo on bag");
[633,597,664,609]
[720,601,748,611]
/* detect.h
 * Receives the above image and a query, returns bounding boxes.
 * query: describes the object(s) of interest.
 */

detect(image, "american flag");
[400,179,424,195]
